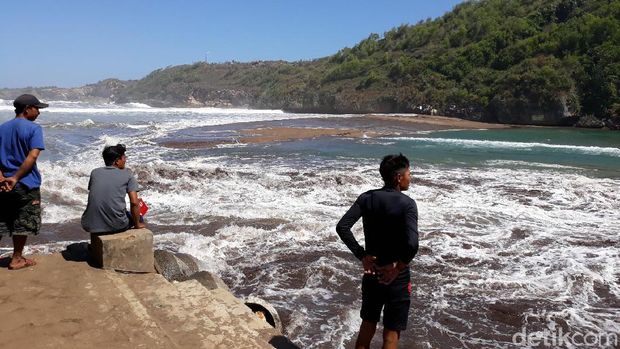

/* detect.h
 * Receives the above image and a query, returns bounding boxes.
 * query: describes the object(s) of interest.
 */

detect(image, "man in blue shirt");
[0,94,48,270]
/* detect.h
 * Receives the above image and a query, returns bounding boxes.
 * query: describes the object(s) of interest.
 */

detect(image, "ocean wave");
[386,136,620,157]
[0,100,285,115]
[484,159,585,170]
[46,118,99,129]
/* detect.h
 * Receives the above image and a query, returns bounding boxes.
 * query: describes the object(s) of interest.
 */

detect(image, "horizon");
[0,0,463,89]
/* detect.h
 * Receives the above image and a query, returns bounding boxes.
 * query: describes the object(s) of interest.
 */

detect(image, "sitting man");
[81,144,146,236]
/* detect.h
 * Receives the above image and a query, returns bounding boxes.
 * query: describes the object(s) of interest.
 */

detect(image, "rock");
[174,252,201,272]
[90,229,155,273]
[575,114,605,128]
[604,118,620,130]
[184,270,230,292]
[153,249,200,281]
[245,295,283,332]
[154,250,230,290]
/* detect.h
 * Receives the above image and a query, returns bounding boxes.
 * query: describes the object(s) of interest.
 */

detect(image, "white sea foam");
[484,159,585,170]
[42,106,286,115]
[0,100,285,114]
[386,136,620,157]
[122,102,153,108]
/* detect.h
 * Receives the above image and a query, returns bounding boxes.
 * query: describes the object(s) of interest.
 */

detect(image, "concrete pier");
[0,251,293,348]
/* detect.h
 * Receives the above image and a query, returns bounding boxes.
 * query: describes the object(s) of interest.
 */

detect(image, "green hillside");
[4,0,619,127]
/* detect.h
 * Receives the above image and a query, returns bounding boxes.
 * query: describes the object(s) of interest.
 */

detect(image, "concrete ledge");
[91,228,155,273]
[0,253,283,348]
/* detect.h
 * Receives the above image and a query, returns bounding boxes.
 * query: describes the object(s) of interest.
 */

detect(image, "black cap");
[13,94,49,109]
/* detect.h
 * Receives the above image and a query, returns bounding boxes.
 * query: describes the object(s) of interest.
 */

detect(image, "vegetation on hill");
[2,0,619,127]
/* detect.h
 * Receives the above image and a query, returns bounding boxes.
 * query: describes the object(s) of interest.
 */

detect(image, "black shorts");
[360,268,411,331]
[0,185,42,236]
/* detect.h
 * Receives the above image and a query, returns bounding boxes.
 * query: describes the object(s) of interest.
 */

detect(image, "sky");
[0,1,464,88]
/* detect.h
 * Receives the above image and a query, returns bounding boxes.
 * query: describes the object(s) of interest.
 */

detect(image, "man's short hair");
[380,153,410,186]
[14,105,26,115]
[102,144,126,166]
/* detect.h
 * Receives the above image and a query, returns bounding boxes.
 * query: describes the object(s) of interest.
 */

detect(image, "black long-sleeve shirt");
[336,187,419,266]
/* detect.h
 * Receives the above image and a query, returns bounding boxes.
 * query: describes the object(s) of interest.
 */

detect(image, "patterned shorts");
[0,186,41,236]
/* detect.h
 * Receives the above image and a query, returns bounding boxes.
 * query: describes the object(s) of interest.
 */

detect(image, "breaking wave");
[387,136,620,157]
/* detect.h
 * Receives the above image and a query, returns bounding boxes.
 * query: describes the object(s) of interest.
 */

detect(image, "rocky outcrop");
[603,117,620,130]
[85,78,135,99]
[575,114,605,128]
[0,78,135,103]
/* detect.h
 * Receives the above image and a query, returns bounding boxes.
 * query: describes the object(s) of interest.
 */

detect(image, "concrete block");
[91,229,155,273]
[245,295,283,332]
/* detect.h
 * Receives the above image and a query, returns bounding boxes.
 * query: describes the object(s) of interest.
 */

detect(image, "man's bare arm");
[128,191,146,229]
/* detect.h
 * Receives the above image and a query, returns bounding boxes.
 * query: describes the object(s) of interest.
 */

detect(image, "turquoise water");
[398,128,620,176]
[198,127,620,178]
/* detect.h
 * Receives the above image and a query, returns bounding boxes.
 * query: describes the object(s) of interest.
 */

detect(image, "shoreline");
[161,127,374,149]
[367,113,514,129]
[160,113,520,149]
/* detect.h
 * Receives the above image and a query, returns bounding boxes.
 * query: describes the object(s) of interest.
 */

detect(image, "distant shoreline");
[160,114,521,149]
[366,114,514,129]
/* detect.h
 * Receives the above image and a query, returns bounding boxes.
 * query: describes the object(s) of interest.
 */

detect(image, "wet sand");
[160,114,513,149]
[368,114,512,129]
[162,127,372,149]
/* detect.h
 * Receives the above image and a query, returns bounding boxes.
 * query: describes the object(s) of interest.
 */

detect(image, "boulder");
[153,249,200,281]
[575,114,605,128]
[154,250,229,290]
[604,118,620,130]
[90,229,155,273]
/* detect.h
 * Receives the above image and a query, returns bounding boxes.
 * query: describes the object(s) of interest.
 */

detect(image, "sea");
[1,100,619,349]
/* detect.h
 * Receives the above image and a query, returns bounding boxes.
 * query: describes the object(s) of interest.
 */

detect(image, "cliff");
[0,79,136,104]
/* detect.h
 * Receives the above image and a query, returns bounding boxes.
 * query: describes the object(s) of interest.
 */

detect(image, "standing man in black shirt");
[336,154,419,349]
